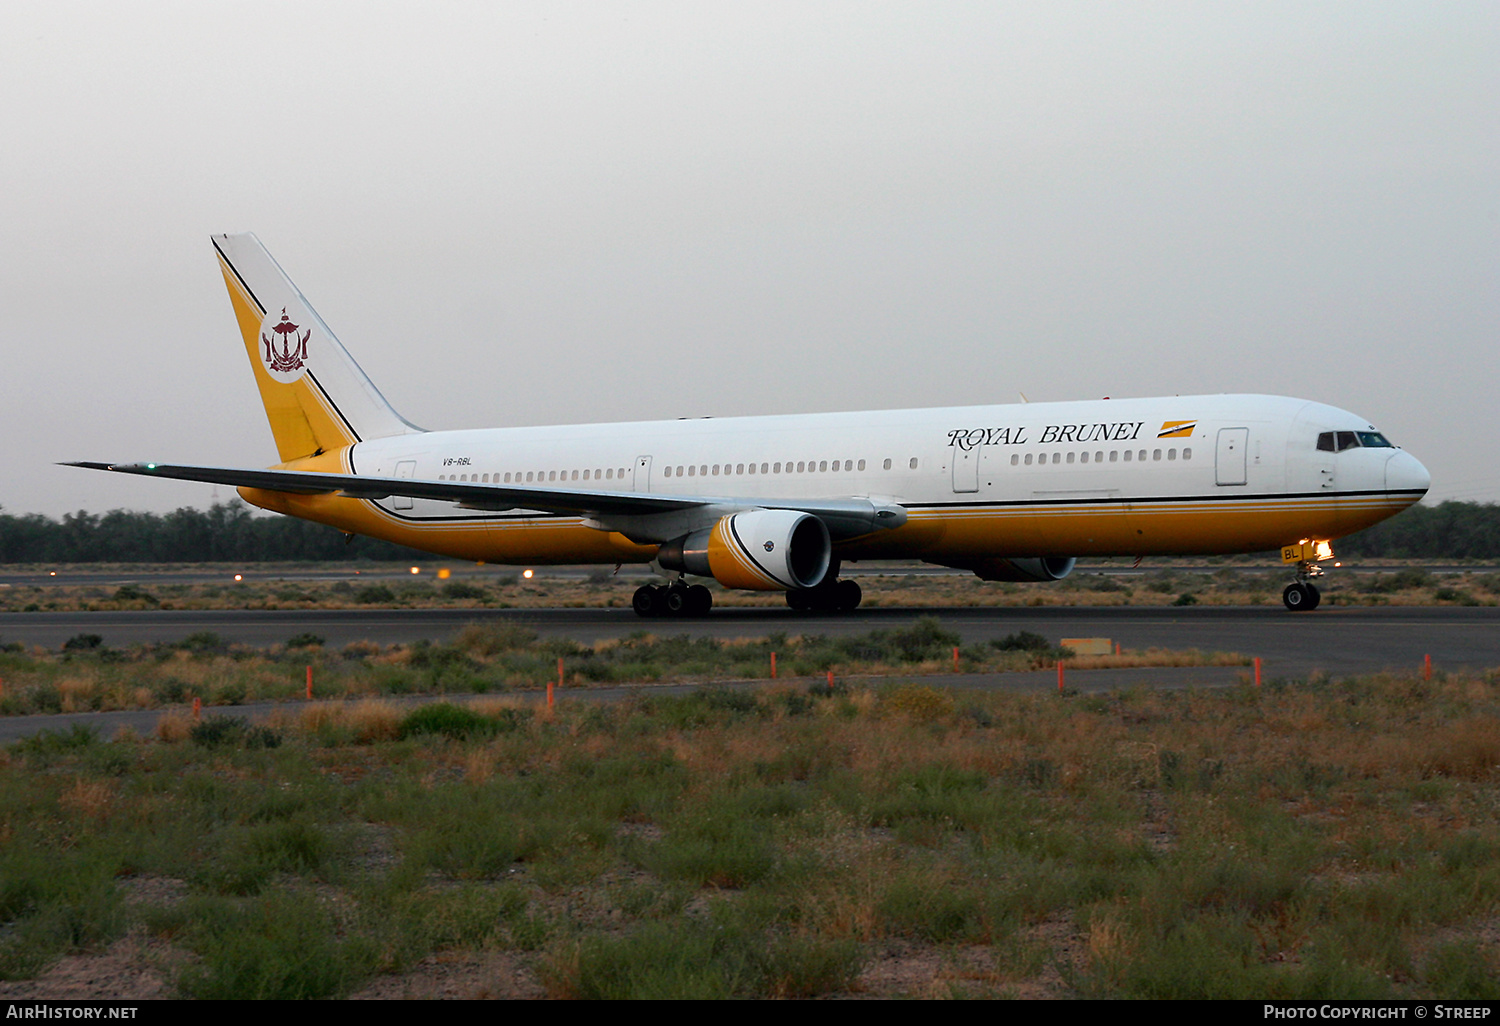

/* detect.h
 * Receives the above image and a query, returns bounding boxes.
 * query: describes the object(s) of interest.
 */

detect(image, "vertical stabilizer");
[212,233,421,462]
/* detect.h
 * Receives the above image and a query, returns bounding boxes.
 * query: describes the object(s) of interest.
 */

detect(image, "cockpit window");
[1317,430,1395,452]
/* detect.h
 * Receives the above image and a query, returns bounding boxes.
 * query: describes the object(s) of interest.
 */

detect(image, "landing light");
[523,569,534,580]
[410,566,420,575]
[234,574,242,582]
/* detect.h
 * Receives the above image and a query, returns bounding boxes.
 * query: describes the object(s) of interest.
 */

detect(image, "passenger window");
[1123,451,1131,462]
[1152,450,1161,461]
[606,469,613,479]
[1038,454,1047,465]
[1183,449,1191,460]
[1079,452,1088,464]
[1067,453,1075,464]
[883,458,892,470]
[1168,449,1176,461]
[1139,450,1147,461]
[700,466,707,476]
[909,458,919,470]
[712,465,719,476]
[1096,451,1103,462]
[1011,454,1019,466]
[1025,454,1033,466]
[819,461,828,472]
[857,459,866,471]
[1109,451,1118,462]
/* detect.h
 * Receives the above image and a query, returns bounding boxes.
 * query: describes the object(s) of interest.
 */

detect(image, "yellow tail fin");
[213,233,421,462]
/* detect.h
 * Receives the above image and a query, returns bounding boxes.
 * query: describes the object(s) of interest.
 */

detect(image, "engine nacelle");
[963,556,1077,582]
[657,509,832,591]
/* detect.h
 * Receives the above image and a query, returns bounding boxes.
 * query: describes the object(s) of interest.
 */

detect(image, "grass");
[0,616,1247,717]
[3,667,1500,998]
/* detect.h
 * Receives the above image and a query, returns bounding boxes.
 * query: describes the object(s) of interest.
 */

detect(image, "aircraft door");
[951,446,979,493]
[393,460,416,510]
[1216,428,1248,486]
[634,456,652,492]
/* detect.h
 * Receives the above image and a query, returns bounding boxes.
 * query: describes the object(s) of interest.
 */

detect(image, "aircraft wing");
[63,462,906,539]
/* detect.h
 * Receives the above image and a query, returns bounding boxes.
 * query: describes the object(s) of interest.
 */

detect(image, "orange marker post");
[192,696,201,720]
[558,657,564,689]
[953,646,960,672]
[1254,657,1262,688]
[306,665,313,700]
[1115,641,1121,656]
[770,652,777,679]
[1057,660,1065,693]
[547,679,554,710]
[1424,654,1432,680]
[827,669,834,688]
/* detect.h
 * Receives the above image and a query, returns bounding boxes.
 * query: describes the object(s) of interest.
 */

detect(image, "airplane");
[69,232,1431,616]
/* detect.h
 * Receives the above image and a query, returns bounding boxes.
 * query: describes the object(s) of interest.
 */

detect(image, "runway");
[2,605,1496,679]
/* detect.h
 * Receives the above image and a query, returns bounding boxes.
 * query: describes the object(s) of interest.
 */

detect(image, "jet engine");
[656,509,832,591]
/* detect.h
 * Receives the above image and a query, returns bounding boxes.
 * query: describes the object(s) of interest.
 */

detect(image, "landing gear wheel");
[632,585,663,618]
[687,584,713,616]
[835,578,863,612]
[1282,582,1319,612]
[664,587,690,616]
[786,589,811,611]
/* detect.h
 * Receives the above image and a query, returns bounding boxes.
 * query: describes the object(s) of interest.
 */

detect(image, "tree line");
[0,500,1495,564]
[0,502,428,563]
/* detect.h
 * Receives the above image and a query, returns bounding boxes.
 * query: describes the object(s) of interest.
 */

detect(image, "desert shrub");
[189,716,281,750]
[354,585,396,604]
[991,630,1052,653]
[397,702,521,740]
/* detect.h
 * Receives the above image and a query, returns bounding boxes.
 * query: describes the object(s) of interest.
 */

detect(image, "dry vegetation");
[2,562,1497,613]
[3,668,1500,999]
[0,618,1244,718]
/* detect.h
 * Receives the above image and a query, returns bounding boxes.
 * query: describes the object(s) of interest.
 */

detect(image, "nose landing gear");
[1282,559,1325,611]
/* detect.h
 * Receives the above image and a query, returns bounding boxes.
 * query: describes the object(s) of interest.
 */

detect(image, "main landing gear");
[1282,558,1325,612]
[633,582,712,618]
[786,578,863,613]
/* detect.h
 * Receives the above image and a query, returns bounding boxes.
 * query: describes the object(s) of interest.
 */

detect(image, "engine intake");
[657,509,832,591]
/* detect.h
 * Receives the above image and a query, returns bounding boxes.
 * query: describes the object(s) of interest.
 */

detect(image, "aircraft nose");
[1385,450,1430,496]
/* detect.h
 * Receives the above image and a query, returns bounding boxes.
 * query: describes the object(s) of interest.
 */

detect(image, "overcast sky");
[2,2,1496,519]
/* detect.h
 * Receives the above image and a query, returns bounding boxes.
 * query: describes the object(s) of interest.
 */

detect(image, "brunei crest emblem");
[259,307,311,383]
